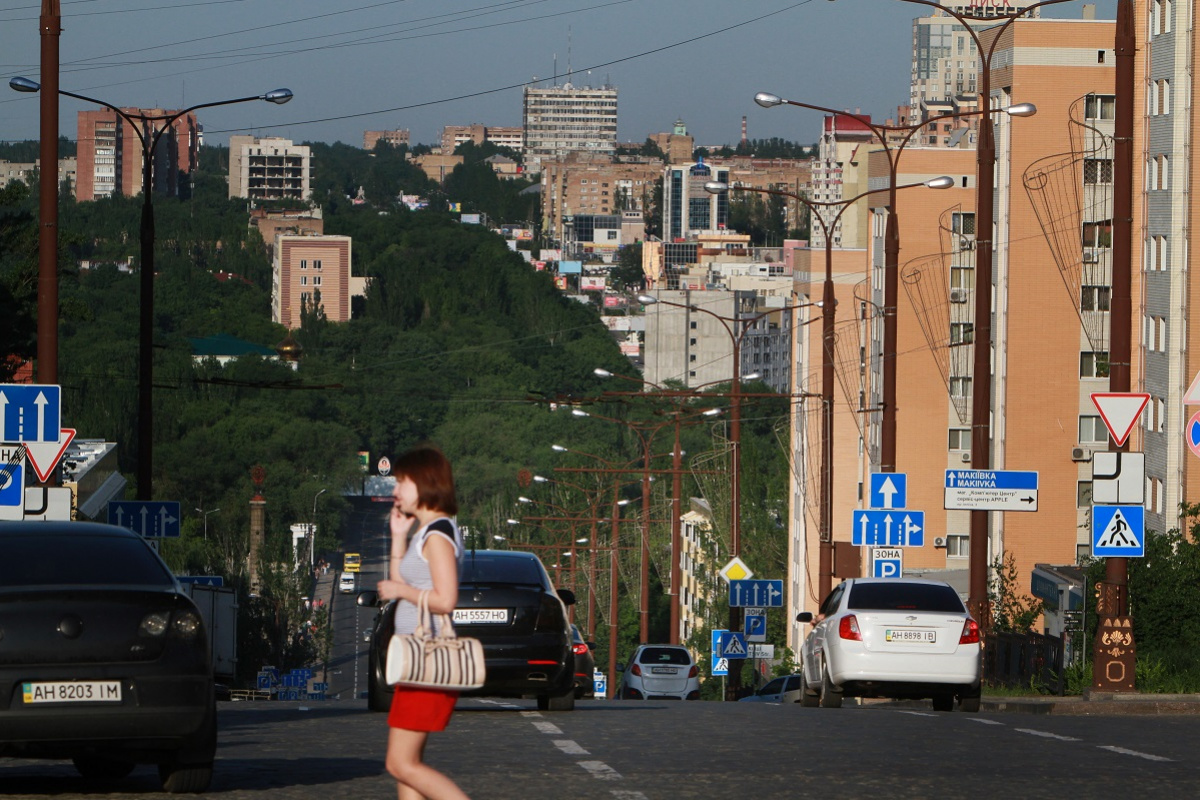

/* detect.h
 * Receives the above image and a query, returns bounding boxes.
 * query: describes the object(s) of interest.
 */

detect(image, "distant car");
[358,550,577,712]
[738,674,805,704]
[338,572,356,594]
[617,644,700,700]
[570,625,596,699]
[0,522,217,793]
[796,578,982,712]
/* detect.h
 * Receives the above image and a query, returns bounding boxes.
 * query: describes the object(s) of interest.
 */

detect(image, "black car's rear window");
[639,647,691,665]
[459,553,546,586]
[847,583,966,612]
[0,531,175,588]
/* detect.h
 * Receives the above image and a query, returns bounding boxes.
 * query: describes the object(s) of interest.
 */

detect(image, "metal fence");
[983,631,1065,695]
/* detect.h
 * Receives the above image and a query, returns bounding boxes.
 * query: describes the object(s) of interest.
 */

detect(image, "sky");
[0,0,1118,151]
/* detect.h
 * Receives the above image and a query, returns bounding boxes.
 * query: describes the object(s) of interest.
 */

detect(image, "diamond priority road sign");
[944,469,1039,512]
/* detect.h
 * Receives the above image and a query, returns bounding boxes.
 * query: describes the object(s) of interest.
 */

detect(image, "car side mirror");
[796,611,814,624]
[557,588,577,606]
[356,590,379,607]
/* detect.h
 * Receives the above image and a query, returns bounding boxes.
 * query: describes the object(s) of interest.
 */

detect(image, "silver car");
[796,578,982,712]
[617,644,700,700]
[739,674,804,703]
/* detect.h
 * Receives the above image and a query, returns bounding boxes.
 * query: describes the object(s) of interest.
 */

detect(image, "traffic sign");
[0,384,61,443]
[729,579,783,607]
[718,631,747,659]
[711,629,728,676]
[744,614,766,642]
[0,460,23,509]
[851,510,925,546]
[747,644,775,659]
[178,575,225,587]
[108,500,182,537]
[1092,452,1145,505]
[870,547,903,578]
[1092,505,1145,557]
[1189,410,1200,459]
[24,428,75,483]
[718,556,754,583]
[1186,371,1200,405]
[593,670,606,698]
[21,486,72,521]
[1091,392,1150,447]
[869,473,907,510]
[944,469,1039,512]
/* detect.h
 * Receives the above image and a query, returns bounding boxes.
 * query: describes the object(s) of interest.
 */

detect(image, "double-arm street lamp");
[195,506,220,542]
[8,77,293,500]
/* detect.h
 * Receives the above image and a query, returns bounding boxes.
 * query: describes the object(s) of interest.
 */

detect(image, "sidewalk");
[880,692,1200,715]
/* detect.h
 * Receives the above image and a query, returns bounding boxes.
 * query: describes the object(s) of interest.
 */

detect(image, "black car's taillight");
[534,593,564,632]
[139,609,204,640]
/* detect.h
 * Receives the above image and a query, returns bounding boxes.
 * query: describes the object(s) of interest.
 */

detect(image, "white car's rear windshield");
[847,583,965,612]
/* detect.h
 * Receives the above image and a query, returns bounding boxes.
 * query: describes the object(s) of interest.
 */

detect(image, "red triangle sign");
[25,428,76,483]
[1090,393,1149,447]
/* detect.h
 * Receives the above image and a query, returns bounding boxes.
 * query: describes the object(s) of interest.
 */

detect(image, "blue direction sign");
[718,631,748,660]
[944,469,1039,512]
[852,510,925,546]
[711,629,728,676]
[108,501,182,538]
[1093,505,1145,557]
[0,384,61,443]
[0,461,23,508]
[178,575,224,587]
[729,579,784,608]
[869,473,907,510]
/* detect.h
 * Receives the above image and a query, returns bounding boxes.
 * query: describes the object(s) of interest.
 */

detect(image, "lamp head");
[754,92,783,108]
[571,409,589,418]
[517,496,533,504]
[594,368,613,378]
[9,76,40,93]
[741,372,762,382]
[704,181,729,195]
[262,88,293,104]
[636,294,658,305]
[505,520,519,526]
[533,475,549,483]
[551,444,568,452]
[925,176,955,189]
[1006,102,1036,117]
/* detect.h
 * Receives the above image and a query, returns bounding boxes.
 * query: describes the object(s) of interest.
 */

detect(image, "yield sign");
[24,428,75,483]
[1186,371,1200,405]
[1090,393,1150,447]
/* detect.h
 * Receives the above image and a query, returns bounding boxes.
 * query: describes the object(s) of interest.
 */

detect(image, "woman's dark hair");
[393,445,458,516]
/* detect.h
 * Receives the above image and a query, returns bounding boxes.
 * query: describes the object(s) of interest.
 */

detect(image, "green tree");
[989,551,1043,633]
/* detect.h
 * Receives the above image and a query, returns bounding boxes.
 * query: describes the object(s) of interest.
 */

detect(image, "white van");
[338,572,356,594]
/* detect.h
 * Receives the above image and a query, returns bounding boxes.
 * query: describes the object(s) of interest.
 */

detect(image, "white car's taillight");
[838,614,863,641]
[959,618,981,645]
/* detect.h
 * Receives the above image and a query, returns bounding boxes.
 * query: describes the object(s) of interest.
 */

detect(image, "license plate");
[453,608,509,624]
[22,681,123,704]
[650,666,677,674]
[885,629,936,643]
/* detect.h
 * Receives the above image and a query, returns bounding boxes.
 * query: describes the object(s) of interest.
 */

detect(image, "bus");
[343,553,362,573]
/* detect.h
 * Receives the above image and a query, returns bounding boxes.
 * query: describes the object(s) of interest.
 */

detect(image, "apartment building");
[540,152,661,244]
[809,114,875,250]
[522,83,618,173]
[363,128,410,151]
[648,118,696,164]
[272,234,353,328]
[229,135,312,202]
[440,124,523,154]
[76,109,198,201]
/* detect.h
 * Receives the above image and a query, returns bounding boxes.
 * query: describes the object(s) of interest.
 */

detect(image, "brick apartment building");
[75,109,198,201]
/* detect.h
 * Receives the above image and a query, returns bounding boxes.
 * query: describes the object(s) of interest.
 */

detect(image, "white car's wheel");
[800,682,820,707]
[818,659,843,709]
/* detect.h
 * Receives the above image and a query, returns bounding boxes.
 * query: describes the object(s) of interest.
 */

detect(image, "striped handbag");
[385,590,486,690]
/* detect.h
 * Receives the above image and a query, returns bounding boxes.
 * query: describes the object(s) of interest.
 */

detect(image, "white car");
[617,644,700,700]
[338,572,356,594]
[738,674,804,704]
[796,578,981,712]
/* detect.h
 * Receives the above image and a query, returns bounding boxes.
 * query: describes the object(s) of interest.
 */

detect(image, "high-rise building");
[363,128,410,151]
[809,114,875,250]
[440,124,524,154]
[662,160,730,242]
[75,109,198,201]
[229,135,312,202]
[522,83,618,173]
[272,234,353,329]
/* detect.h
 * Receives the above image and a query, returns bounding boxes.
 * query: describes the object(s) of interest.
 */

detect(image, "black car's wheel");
[73,757,135,781]
[932,693,955,712]
[158,762,213,793]
[818,660,843,709]
[546,692,575,711]
[368,669,393,712]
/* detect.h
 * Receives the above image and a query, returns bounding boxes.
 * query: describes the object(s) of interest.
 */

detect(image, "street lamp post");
[195,506,220,541]
[8,77,292,501]
[704,177,952,604]
[310,488,327,570]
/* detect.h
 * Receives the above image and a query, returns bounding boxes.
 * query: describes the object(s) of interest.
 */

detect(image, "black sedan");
[359,549,577,711]
[0,522,216,793]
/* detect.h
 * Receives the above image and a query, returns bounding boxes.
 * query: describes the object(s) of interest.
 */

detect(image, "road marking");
[611,792,649,799]
[519,710,542,717]
[532,720,563,735]
[554,739,589,755]
[578,761,622,780]
[1014,728,1080,742]
[967,718,1005,725]
[896,710,938,717]
[1098,745,1173,762]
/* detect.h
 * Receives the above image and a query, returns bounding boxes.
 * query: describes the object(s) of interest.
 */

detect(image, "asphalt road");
[3,698,1198,798]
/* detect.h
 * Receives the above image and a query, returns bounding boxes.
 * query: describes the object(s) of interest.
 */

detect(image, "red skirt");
[387,684,459,732]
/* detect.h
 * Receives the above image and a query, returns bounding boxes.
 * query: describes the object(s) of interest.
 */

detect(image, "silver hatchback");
[617,644,700,700]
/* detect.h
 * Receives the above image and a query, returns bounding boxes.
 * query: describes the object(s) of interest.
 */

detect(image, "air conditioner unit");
[949,288,969,304]
[958,236,975,251]
[1082,251,1100,263]
[960,451,972,462]
[934,537,947,549]
[1071,446,1091,462]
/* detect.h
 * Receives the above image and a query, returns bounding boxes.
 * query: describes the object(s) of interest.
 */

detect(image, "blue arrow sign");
[728,579,784,607]
[944,469,1038,490]
[0,384,61,444]
[178,575,224,587]
[869,473,907,509]
[108,500,182,538]
[1092,505,1145,557]
[852,510,925,546]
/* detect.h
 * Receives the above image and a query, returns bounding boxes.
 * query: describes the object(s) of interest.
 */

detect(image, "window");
[1083,220,1113,249]
[300,276,307,286]
[1079,415,1107,444]
[1084,159,1113,184]
[690,321,697,330]
[948,428,970,450]
[313,275,322,286]
[1077,480,1093,508]
[946,535,969,558]
[951,265,975,289]
[950,377,972,398]
[1080,351,1109,378]
[950,322,974,345]
[313,259,323,270]
[1081,285,1111,311]
[1085,94,1116,120]
[300,259,308,270]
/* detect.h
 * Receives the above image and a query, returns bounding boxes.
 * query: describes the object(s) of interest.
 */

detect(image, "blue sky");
[0,0,1117,150]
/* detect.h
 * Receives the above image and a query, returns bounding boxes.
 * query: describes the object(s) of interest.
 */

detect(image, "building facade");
[272,234,353,328]
[540,152,662,245]
[522,83,618,173]
[76,109,198,201]
[440,124,524,154]
[363,128,410,151]
[229,135,312,202]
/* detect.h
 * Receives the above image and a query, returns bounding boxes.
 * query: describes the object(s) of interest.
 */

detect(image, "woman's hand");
[377,578,409,603]
[389,506,415,539]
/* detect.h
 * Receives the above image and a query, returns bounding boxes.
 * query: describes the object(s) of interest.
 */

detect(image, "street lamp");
[310,488,327,570]
[195,506,220,542]
[8,77,293,501]
[705,176,952,603]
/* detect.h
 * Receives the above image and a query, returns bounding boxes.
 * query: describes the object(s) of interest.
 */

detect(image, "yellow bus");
[343,553,362,573]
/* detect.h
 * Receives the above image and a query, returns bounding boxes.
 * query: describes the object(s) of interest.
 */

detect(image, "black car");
[570,624,597,699]
[0,522,217,793]
[359,549,577,712]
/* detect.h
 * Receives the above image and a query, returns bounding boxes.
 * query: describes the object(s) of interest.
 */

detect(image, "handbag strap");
[415,590,459,640]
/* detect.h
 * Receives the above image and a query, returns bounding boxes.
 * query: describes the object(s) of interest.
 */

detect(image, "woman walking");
[377,445,470,800]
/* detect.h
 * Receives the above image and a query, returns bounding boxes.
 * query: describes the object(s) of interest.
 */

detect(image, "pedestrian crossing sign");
[1092,505,1145,558]
[718,631,748,659]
